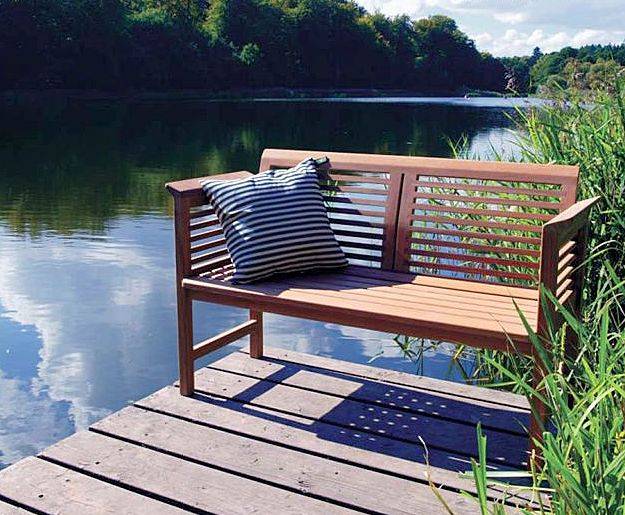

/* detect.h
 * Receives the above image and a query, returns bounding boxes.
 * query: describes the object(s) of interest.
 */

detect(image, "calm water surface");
[0,98,523,468]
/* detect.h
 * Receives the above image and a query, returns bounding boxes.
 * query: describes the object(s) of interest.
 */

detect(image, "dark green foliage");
[0,0,509,92]
[530,43,625,93]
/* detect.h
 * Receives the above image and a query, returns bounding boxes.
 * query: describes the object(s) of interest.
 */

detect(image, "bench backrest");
[260,149,579,288]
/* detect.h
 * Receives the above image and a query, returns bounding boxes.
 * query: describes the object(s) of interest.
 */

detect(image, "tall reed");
[448,77,625,514]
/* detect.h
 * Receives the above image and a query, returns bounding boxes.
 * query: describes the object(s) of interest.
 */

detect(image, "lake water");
[0,97,525,469]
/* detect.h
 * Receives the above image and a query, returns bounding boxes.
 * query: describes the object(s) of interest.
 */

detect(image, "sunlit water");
[0,98,525,468]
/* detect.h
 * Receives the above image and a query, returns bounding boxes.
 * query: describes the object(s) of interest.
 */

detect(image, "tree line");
[0,0,623,95]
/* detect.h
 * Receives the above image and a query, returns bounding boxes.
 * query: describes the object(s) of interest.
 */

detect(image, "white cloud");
[493,11,528,25]
[356,0,625,56]
[490,28,625,56]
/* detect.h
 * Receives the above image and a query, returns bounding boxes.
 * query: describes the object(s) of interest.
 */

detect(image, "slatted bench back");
[169,150,579,287]
[260,149,404,269]
[394,159,579,287]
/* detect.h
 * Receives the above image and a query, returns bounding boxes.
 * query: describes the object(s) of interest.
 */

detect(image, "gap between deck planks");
[0,346,541,514]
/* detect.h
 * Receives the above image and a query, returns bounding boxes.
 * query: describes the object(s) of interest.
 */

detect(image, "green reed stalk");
[442,79,625,514]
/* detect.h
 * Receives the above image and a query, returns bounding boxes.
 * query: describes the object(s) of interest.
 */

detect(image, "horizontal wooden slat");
[41,431,352,514]
[346,265,538,300]
[409,215,544,234]
[260,149,577,183]
[0,457,184,514]
[332,228,384,241]
[322,195,388,207]
[255,347,531,409]
[188,367,529,468]
[322,185,389,196]
[556,266,575,290]
[413,180,564,198]
[408,249,540,270]
[191,255,231,275]
[409,237,541,258]
[189,206,215,219]
[189,217,220,232]
[189,227,223,243]
[345,252,382,263]
[559,288,574,305]
[302,272,538,309]
[214,352,529,434]
[413,192,562,210]
[329,218,386,229]
[280,277,536,323]
[327,206,385,218]
[190,237,227,254]
[91,407,474,514]
[336,239,384,252]
[134,386,533,507]
[323,173,389,184]
[412,203,553,222]
[408,260,536,282]
[407,226,542,246]
[186,274,533,335]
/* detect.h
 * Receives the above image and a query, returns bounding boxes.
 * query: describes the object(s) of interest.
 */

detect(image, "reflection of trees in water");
[0,100,515,235]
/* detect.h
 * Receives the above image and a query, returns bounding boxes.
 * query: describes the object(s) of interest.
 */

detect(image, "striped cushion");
[201,158,348,284]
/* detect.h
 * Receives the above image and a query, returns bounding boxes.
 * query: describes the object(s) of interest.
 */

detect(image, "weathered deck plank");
[0,501,32,514]
[241,347,530,410]
[0,346,539,513]
[186,366,528,467]
[0,457,185,514]
[90,406,477,514]
[41,430,353,514]
[211,350,529,434]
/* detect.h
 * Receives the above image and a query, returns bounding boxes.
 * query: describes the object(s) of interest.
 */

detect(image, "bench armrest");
[166,171,253,199]
[168,171,252,282]
[537,196,600,328]
[542,196,601,247]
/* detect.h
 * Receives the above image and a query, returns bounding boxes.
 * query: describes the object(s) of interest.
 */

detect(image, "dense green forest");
[1,0,624,95]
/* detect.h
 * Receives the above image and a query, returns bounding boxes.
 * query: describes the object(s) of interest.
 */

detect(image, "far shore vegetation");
[1,0,625,98]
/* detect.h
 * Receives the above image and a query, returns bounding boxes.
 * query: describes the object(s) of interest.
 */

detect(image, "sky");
[357,0,625,57]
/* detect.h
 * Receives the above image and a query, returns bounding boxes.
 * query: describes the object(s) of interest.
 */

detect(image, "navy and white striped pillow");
[201,158,348,284]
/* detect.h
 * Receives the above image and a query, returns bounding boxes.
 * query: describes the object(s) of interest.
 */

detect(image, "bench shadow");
[194,356,531,477]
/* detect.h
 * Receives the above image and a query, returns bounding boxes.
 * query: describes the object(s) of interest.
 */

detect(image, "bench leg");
[177,288,195,396]
[249,310,264,358]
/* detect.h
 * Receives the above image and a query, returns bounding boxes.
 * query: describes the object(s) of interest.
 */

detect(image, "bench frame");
[166,149,598,462]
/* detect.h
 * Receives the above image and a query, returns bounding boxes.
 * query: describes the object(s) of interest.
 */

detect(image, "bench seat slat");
[183,267,538,349]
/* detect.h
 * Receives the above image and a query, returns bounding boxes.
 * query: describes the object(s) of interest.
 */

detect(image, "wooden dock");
[0,347,538,514]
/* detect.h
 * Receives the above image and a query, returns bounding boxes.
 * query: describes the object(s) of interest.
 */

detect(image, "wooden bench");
[166,149,598,458]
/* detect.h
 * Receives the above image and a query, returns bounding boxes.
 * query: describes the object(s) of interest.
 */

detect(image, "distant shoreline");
[0,87,518,104]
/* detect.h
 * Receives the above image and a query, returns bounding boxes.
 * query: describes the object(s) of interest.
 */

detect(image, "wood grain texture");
[90,407,476,514]
[210,351,529,434]
[0,501,32,514]
[187,366,529,468]
[41,431,354,515]
[0,457,185,514]
[250,346,530,410]
[134,386,536,509]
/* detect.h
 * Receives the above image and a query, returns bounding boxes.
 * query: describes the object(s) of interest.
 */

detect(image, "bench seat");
[184,265,538,353]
